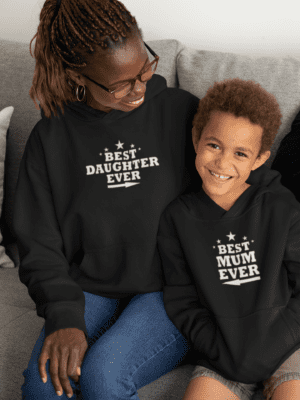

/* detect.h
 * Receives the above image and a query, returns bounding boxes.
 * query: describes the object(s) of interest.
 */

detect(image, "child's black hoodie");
[158,170,300,384]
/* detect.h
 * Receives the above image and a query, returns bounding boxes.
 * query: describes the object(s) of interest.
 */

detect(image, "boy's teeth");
[210,170,231,179]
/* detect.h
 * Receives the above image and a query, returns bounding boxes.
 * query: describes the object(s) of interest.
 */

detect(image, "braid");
[29,0,142,119]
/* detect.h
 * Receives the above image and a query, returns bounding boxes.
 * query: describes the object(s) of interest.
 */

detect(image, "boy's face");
[192,110,271,204]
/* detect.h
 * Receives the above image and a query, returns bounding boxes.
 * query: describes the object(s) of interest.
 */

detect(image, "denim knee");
[21,360,79,400]
[79,350,135,400]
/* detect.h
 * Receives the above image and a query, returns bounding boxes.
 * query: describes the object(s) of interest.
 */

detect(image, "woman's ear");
[65,68,83,86]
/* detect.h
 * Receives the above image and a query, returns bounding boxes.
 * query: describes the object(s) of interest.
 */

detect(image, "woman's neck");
[86,93,112,113]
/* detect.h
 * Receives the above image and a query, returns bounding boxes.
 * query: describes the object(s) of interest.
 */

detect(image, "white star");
[138,148,141,151]
[99,153,102,156]
[116,140,124,150]
[252,240,254,243]
[131,144,135,148]
[243,236,247,240]
[227,232,236,241]
[213,246,215,249]
[104,148,109,152]
[217,240,221,244]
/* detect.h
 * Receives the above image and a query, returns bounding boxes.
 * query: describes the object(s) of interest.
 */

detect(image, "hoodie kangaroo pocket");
[76,243,160,294]
[78,246,126,282]
[279,306,300,344]
[213,307,297,383]
[78,242,150,285]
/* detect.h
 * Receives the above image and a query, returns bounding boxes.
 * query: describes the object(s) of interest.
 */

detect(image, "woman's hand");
[38,327,88,398]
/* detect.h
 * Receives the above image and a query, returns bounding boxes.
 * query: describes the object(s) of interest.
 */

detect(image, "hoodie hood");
[247,163,283,189]
[246,163,299,208]
[41,74,167,122]
[187,163,299,221]
[214,162,297,213]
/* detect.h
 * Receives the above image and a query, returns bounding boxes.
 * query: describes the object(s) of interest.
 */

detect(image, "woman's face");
[66,35,151,113]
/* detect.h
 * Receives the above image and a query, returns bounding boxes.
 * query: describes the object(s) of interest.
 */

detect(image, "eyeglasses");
[81,42,159,99]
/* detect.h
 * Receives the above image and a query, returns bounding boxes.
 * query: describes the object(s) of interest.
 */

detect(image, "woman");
[13,0,200,399]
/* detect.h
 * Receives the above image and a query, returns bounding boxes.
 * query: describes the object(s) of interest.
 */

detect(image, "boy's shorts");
[189,348,300,400]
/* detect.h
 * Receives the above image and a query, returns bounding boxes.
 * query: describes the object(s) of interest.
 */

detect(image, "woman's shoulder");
[165,86,200,104]
[150,74,200,108]
[24,108,63,157]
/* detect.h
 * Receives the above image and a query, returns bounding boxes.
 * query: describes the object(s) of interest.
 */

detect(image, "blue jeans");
[21,291,194,399]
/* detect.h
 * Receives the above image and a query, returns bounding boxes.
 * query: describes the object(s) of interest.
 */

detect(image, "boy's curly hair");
[192,78,282,158]
[29,0,143,119]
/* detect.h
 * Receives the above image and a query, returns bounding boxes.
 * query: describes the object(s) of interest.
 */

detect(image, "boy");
[157,78,300,400]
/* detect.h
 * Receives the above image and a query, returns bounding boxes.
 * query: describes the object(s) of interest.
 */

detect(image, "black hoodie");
[12,74,200,342]
[158,168,300,384]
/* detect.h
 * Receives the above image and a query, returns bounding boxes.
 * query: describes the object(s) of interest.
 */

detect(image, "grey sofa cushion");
[0,39,41,251]
[0,107,14,268]
[147,39,185,88]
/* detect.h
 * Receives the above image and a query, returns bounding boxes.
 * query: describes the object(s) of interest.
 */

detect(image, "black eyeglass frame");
[81,42,159,97]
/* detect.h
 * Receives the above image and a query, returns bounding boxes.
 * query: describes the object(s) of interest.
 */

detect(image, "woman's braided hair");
[29,0,143,119]
[192,78,283,157]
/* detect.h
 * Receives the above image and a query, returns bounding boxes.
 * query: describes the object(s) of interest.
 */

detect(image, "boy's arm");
[157,208,219,360]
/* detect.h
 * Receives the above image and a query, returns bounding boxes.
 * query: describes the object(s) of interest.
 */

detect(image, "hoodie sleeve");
[12,127,88,342]
[157,203,218,360]
[184,95,202,193]
[282,210,300,337]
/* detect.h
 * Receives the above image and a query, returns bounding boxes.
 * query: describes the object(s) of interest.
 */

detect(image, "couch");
[1,36,300,400]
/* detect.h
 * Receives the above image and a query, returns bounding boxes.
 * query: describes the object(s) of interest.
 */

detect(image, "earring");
[67,79,74,88]
[76,84,86,102]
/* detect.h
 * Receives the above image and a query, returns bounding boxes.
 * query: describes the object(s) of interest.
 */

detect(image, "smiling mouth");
[126,96,145,106]
[209,170,233,180]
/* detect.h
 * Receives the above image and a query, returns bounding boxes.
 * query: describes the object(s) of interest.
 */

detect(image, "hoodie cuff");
[44,304,88,342]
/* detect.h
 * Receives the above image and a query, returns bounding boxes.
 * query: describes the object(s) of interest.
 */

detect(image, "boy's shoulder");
[267,182,300,215]
[250,165,300,215]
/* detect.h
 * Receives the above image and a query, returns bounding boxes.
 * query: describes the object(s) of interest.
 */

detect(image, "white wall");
[1,0,300,57]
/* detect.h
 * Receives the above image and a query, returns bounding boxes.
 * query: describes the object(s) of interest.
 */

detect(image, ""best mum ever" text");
[216,241,260,281]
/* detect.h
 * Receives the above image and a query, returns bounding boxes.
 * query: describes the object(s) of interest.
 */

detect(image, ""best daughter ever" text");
[85,148,159,184]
